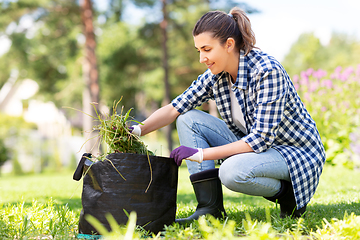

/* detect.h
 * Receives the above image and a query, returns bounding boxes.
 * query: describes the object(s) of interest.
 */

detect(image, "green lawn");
[178,164,360,234]
[0,171,83,210]
[1,164,360,239]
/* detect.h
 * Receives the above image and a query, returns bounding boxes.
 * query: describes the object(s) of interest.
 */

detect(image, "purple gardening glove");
[170,146,203,166]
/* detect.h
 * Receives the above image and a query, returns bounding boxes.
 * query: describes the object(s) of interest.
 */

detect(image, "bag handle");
[73,153,92,181]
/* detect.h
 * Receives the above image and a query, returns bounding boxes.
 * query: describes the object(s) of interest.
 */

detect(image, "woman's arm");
[139,104,180,136]
[202,139,254,160]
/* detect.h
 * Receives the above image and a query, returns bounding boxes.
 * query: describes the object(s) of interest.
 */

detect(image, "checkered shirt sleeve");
[171,69,215,113]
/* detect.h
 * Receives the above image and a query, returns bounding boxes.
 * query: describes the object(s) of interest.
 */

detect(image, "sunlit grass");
[0,165,360,239]
[0,170,82,210]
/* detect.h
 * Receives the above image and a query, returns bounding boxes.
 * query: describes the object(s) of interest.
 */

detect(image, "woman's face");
[194,32,230,75]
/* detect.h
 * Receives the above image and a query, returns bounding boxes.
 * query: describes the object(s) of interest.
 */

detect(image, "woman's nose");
[199,54,208,63]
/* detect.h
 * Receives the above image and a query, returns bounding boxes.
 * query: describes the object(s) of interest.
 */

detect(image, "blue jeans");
[176,109,291,197]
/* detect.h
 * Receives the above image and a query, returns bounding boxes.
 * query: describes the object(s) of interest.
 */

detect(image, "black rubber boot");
[176,168,227,224]
[265,180,306,218]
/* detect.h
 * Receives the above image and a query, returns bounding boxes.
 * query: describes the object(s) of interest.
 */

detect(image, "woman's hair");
[192,7,257,55]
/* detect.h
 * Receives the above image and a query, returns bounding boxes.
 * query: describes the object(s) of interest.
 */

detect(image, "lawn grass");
[177,163,360,235]
[1,164,360,239]
[0,171,83,211]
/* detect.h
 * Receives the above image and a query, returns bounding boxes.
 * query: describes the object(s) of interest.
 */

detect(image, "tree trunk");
[81,0,100,154]
[161,0,173,153]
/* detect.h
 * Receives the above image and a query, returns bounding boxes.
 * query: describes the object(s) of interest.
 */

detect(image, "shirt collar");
[211,50,250,89]
[233,50,249,90]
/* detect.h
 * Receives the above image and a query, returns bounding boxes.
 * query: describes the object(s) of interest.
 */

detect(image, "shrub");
[292,65,360,167]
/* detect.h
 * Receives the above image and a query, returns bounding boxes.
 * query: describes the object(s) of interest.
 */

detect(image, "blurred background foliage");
[0,0,259,115]
[0,0,359,174]
[283,32,360,77]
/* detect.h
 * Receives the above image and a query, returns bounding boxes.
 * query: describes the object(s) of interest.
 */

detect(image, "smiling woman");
[127,6,326,224]
[194,32,240,81]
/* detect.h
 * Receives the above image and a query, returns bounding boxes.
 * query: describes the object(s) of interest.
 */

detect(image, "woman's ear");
[226,38,236,53]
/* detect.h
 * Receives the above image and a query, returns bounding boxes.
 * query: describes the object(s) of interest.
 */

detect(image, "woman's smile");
[194,32,239,79]
[194,32,229,75]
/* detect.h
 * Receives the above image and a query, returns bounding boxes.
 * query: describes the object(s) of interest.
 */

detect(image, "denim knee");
[176,110,201,129]
[218,150,289,196]
[219,159,251,192]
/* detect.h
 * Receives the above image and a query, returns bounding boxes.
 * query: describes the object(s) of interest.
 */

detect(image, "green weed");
[92,99,154,156]
[64,98,154,158]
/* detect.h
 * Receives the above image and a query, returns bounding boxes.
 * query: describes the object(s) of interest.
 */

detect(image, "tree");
[103,0,157,23]
[160,0,173,152]
[0,0,102,144]
[324,33,360,71]
[0,0,260,156]
[282,32,360,77]
[81,0,100,153]
[0,0,83,107]
[282,33,325,77]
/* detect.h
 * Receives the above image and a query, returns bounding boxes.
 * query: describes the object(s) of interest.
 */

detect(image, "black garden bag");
[73,152,178,234]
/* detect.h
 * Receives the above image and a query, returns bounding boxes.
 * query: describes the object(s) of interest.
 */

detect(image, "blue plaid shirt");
[172,49,326,209]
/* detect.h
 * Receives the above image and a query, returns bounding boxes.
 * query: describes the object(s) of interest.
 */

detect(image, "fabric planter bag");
[73,152,178,234]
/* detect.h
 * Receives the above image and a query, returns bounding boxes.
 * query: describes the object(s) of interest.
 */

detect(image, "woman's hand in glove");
[128,125,141,136]
[170,146,203,166]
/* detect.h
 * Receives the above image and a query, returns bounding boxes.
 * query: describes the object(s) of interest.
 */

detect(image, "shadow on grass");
[306,201,360,219]
[177,191,269,206]
[57,197,82,210]
[176,190,360,231]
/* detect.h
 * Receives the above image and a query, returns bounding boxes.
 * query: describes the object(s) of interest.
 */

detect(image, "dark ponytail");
[229,7,257,55]
[192,7,257,55]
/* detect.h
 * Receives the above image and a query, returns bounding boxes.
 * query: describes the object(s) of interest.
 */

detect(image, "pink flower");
[313,69,327,79]
[340,67,354,81]
[331,66,342,79]
[294,83,299,91]
[300,71,309,85]
[306,68,314,76]
[309,81,319,92]
[293,75,299,83]
[321,79,333,89]
[335,66,342,73]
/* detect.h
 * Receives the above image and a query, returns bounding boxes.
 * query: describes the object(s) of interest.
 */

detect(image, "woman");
[131,7,326,222]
